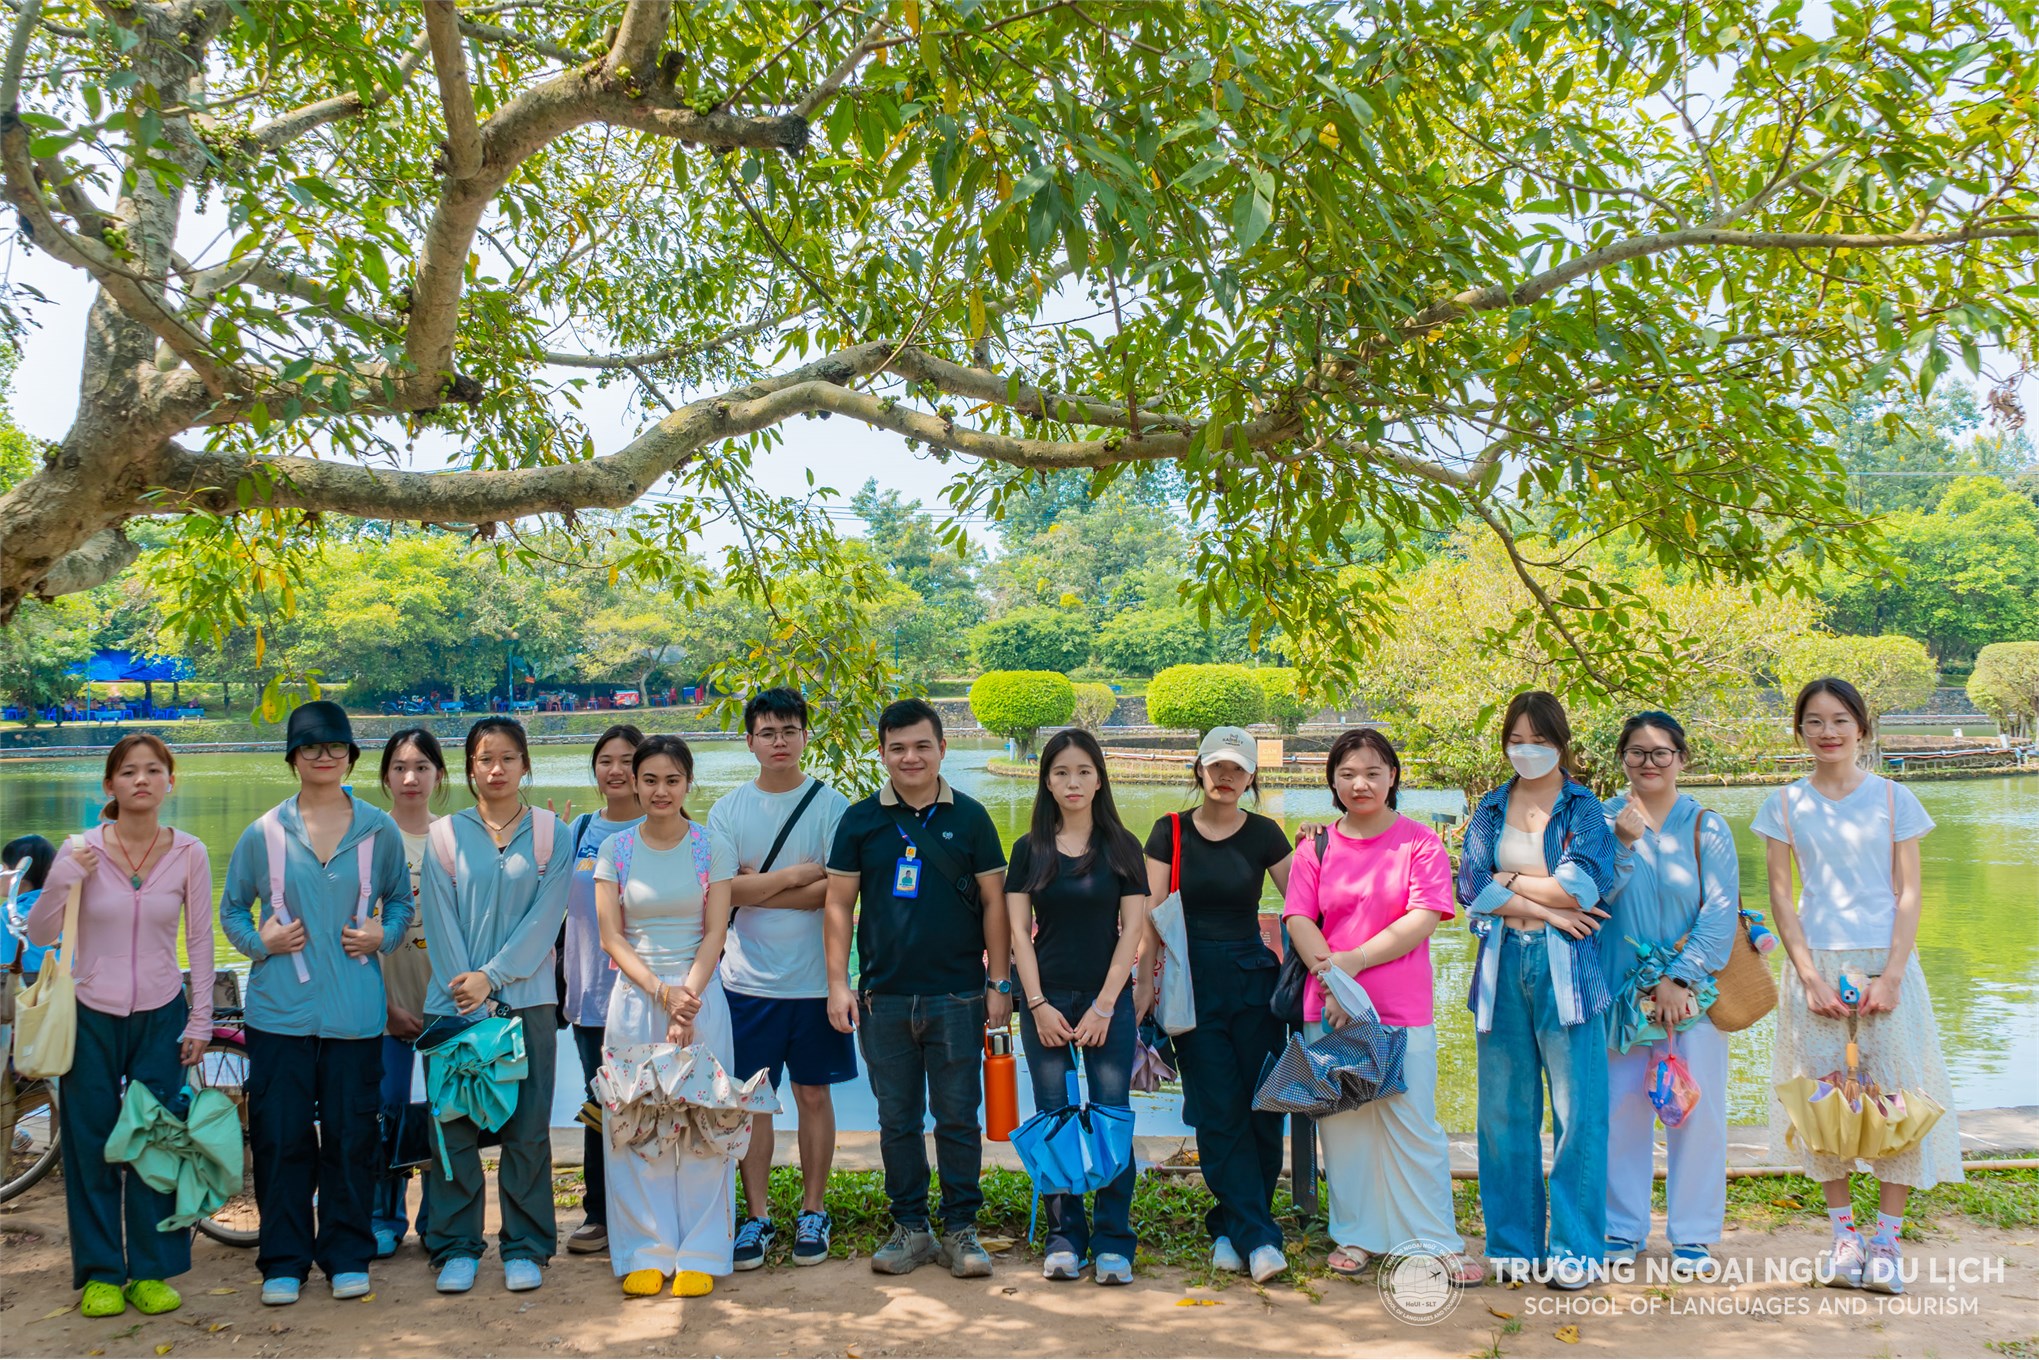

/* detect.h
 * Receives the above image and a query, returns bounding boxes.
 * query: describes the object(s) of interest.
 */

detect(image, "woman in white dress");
[595,735,739,1298]
[1752,677,1961,1297]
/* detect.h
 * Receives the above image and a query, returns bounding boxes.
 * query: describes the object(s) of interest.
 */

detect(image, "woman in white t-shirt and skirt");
[1751,677,1962,1297]
[594,736,740,1299]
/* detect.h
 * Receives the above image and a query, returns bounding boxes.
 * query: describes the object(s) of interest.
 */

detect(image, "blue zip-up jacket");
[1600,792,1738,999]
[420,808,573,1018]
[1456,775,1618,1031]
[219,795,415,1038]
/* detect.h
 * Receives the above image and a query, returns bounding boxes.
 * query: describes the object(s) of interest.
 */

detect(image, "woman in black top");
[1008,730,1152,1286]
[1141,726,1295,1283]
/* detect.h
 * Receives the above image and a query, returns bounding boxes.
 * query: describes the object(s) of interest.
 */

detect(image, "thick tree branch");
[423,0,484,180]
[241,31,433,152]
[1,0,36,113]
[606,0,671,80]
[793,19,890,119]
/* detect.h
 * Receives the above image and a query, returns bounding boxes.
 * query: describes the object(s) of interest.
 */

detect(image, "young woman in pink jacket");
[29,734,215,1320]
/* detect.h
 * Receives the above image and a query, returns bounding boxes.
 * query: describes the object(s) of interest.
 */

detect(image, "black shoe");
[733,1216,777,1271]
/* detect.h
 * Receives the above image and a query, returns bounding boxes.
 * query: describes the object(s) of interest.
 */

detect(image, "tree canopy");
[4,0,2036,747]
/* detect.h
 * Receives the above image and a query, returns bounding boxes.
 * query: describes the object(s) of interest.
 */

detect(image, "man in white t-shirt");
[708,688,852,1270]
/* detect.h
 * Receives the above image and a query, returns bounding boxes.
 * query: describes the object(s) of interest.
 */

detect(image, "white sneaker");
[1211,1237,1244,1273]
[1248,1245,1288,1283]
[1863,1241,1905,1295]
[1043,1251,1081,1281]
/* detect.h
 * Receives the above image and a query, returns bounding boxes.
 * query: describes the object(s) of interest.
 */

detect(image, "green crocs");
[123,1280,182,1315]
[79,1281,126,1318]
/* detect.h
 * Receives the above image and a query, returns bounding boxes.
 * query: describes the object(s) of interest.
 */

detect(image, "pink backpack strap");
[427,817,459,889]
[260,806,312,984]
[351,833,376,968]
[531,807,557,877]
[689,822,710,891]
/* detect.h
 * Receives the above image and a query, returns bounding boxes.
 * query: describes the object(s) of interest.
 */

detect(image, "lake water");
[4,743,2033,1133]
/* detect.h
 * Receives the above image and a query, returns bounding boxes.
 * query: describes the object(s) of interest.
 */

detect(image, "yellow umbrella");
[1775,996,1945,1161]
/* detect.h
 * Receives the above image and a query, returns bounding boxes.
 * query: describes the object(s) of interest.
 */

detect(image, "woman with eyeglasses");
[1599,712,1737,1276]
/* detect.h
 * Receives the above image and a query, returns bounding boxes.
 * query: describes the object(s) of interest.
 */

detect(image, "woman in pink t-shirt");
[1283,729,1480,1285]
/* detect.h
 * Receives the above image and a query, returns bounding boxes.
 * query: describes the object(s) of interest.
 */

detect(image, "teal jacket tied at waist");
[219,795,414,1038]
[419,808,574,1019]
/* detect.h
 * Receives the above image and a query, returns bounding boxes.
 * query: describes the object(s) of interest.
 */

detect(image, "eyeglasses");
[753,726,807,745]
[1621,747,1680,768]
[299,743,350,761]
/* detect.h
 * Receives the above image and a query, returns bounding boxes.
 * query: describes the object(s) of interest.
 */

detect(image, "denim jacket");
[1456,775,1617,1032]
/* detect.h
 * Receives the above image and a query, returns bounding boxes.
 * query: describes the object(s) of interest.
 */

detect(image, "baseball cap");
[1197,726,1257,774]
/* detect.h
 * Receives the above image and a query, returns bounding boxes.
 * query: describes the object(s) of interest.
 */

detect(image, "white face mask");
[1507,743,1561,780]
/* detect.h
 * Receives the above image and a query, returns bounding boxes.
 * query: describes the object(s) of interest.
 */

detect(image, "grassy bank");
[540,1165,2038,1283]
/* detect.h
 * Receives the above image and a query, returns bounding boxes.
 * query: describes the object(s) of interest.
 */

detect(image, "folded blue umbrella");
[1252,967,1409,1118]
[1009,1050,1136,1240]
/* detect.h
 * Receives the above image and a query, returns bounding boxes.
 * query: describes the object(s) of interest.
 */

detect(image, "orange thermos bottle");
[984,1026,1019,1142]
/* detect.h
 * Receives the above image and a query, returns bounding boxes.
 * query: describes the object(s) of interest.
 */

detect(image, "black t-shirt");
[1143,810,1293,941]
[1007,834,1146,995]
[827,784,1008,996]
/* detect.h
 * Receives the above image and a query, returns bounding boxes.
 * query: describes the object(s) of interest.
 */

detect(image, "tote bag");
[14,869,82,1079]
[1151,814,1197,1036]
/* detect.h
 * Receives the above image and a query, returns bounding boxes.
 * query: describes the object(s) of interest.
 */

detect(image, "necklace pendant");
[130,872,144,889]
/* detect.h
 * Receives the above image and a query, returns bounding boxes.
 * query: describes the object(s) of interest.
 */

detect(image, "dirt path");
[3,1181,2034,1359]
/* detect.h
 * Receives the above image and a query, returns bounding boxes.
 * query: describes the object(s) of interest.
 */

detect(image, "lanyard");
[893,801,938,851]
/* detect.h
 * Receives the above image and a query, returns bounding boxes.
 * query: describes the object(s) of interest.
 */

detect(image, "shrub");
[1252,667,1311,735]
[1777,634,1937,722]
[968,608,1092,673]
[1148,664,1265,735]
[1968,641,2039,738]
[1094,606,1218,675]
[1070,681,1118,732]
[968,671,1077,757]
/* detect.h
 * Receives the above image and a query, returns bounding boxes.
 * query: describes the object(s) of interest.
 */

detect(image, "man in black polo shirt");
[825,698,1012,1278]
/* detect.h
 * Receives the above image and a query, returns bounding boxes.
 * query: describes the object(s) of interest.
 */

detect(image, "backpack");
[427,808,558,889]
[260,804,377,985]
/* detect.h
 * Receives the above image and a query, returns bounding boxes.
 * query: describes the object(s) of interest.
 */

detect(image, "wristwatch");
[987,977,1012,995]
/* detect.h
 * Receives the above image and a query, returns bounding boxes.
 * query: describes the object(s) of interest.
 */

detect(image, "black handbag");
[1268,829,1327,1029]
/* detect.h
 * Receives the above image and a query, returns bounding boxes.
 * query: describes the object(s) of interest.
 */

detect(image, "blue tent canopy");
[67,650,196,683]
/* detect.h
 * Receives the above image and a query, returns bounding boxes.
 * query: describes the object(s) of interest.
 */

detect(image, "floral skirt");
[1769,947,1964,1190]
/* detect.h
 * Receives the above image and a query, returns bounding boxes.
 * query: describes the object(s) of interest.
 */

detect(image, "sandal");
[1327,1247,1371,1276]
[1438,1253,1487,1288]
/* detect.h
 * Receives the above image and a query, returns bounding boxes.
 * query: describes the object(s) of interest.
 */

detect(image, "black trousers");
[58,998,193,1289]
[1171,936,1288,1256]
[245,1029,382,1282]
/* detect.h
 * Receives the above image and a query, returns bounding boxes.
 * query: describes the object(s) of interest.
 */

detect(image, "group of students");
[12,672,1962,1319]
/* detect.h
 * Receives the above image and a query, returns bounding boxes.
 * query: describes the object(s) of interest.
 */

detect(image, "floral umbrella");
[592,1044,781,1160]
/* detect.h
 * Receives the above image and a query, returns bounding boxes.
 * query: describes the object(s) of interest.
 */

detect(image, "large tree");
[3,0,2035,733]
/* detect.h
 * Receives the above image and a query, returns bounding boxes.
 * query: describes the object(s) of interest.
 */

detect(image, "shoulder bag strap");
[1169,813,1182,895]
[428,817,459,887]
[757,780,826,875]
[531,808,556,875]
[350,834,375,967]
[260,810,313,984]
[885,802,980,907]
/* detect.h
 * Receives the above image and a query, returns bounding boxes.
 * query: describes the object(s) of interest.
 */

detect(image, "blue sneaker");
[792,1211,832,1267]
[436,1258,478,1294]
[733,1216,776,1272]
[1604,1237,1643,1265]
[373,1229,398,1260]
[330,1272,371,1300]
[1672,1244,1719,1279]
[259,1277,300,1307]
[504,1259,543,1292]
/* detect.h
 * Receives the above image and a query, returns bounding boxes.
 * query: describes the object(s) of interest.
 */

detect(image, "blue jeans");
[372,1035,430,1243]
[1475,928,1609,1267]
[857,991,986,1232]
[1016,989,1137,1260]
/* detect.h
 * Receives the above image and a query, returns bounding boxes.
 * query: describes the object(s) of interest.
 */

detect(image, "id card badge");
[893,849,922,899]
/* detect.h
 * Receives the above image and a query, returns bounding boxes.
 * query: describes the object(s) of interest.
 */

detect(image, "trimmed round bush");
[968,608,1092,673]
[969,670,1077,758]
[1070,681,1118,732]
[1968,641,2039,738]
[1777,634,1937,721]
[1147,664,1265,735]
[1253,667,1311,735]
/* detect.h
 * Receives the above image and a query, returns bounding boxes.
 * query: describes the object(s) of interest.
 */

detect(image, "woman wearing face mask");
[1282,729,1482,1286]
[370,728,449,1259]
[1007,729,1153,1286]
[419,717,574,1296]
[1599,712,1736,1276]
[1456,691,1617,1289]
[557,724,645,1258]
[1752,678,1959,1296]
[29,736,214,1320]
[1141,727,1296,1285]
[218,703,414,1308]
[596,736,739,1298]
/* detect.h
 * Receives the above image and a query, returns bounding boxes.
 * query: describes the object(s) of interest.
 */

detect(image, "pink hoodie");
[28,825,215,1042]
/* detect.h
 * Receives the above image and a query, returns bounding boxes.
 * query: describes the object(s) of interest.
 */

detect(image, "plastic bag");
[1649,1039,1701,1130]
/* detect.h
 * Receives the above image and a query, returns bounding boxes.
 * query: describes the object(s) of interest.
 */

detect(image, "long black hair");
[463,716,531,798]
[591,723,645,774]
[380,727,450,808]
[1020,729,1146,894]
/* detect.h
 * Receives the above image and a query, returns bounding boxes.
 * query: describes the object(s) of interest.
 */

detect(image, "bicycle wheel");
[191,1034,260,1247]
[1,1077,60,1203]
